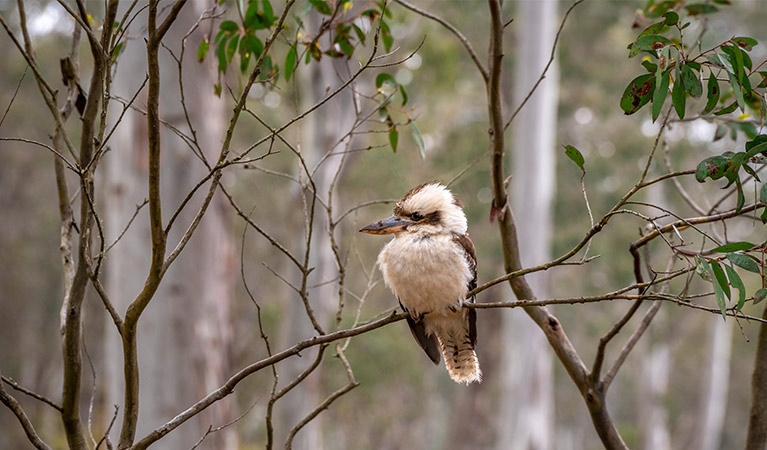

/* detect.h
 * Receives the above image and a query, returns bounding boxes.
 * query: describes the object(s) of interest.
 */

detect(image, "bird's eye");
[411,212,423,221]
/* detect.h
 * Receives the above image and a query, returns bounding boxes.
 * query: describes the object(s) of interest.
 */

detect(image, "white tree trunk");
[104,2,236,448]
[497,1,557,449]
[693,318,732,450]
[639,345,671,450]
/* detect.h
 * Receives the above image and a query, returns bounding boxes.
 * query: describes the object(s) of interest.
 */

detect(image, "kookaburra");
[360,183,481,384]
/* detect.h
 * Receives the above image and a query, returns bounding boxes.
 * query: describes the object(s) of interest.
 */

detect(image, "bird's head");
[359,183,467,236]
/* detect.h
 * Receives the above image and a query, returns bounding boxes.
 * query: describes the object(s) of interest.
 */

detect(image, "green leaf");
[632,34,673,55]
[680,64,702,98]
[672,66,686,119]
[111,42,125,65]
[220,20,239,32]
[381,20,393,52]
[712,265,728,319]
[724,264,746,311]
[713,242,755,252]
[284,43,297,81]
[736,178,745,213]
[646,1,674,18]
[399,85,408,106]
[712,51,735,74]
[695,155,729,182]
[620,74,655,115]
[726,253,762,274]
[663,11,679,25]
[702,72,720,115]
[563,145,585,172]
[226,34,240,63]
[409,122,425,159]
[696,256,713,281]
[685,3,718,15]
[714,100,738,116]
[761,183,767,203]
[711,260,731,300]
[262,0,274,23]
[216,37,228,73]
[352,24,366,45]
[642,60,658,73]
[239,33,264,74]
[729,72,746,112]
[309,0,333,15]
[755,288,767,305]
[388,127,399,152]
[652,69,670,121]
[197,38,210,62]
[722,44,745,83]
[375,73,396,89]
[733,36,758,51]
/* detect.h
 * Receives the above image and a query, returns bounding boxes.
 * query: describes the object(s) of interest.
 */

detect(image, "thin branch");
[0,371,53,450]
[394,0,488,81]
[603,301,662,388]
[131,311,406,450]
[284,380,359,449]
[1,376,62,412]
[0,64,26,128]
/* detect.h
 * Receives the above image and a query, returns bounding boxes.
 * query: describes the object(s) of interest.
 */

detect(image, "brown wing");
[452,232,477,293]
[399,301,441,365]
[452,232,478,347]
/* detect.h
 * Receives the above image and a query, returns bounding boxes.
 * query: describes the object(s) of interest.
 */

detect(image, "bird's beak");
[359,216,412,235]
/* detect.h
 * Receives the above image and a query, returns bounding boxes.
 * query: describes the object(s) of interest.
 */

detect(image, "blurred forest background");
[1,0,767,449]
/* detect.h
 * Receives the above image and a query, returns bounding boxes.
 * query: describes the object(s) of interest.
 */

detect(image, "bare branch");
[1,376,62,412]
[603,301,663,388]
[132,311,406,450]
[394,0,488,81]
[0,64,26,128]
[0,369,54,450]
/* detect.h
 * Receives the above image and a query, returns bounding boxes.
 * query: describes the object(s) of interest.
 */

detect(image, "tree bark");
[746,304,767,450]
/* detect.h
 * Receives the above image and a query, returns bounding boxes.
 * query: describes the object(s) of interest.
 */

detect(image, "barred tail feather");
[437,331,482,384]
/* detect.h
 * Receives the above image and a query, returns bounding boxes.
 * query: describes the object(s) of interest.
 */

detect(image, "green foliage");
[563,145,585,172]
[699,241,767,318]
[624,1,767,143]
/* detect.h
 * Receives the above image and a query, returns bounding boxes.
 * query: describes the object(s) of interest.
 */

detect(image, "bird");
[360,182,481,384]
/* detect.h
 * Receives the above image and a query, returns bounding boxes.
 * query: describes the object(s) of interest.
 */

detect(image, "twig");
[1,376,62,412]
[603,301,663,388]
[0,370,53,450]
[131,311,406,450]
[189,398,260,450]
[0,64,26,128]
[394,0,488,81]
[284,380,359,449]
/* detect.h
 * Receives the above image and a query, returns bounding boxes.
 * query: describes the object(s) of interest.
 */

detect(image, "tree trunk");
[693,318,732,450]
[497,1,557,449]
[104,2,236,448]
[638,345,671,450]
[746,304,767,450]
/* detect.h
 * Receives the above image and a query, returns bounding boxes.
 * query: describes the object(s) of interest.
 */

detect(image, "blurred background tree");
[1,0,766,449]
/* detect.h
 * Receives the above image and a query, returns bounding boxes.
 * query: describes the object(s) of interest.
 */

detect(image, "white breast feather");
[378,233,472,317]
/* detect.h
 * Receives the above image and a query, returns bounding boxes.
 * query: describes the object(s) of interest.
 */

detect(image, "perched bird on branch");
[360,183,481,384]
